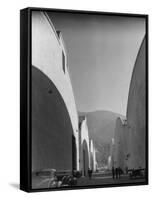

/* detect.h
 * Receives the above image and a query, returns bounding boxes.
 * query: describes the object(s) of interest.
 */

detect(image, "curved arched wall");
[126,37,146,169]
[32,11,79,172]
[79,117,90,175]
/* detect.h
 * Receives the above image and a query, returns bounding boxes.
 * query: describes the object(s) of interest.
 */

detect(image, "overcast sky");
[48,12,145,116]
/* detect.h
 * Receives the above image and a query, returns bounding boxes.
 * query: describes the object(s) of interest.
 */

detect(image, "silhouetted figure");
[112,167,115,179]
[88,168,92,179]
[120,168,124,176]
[115,168,118,179]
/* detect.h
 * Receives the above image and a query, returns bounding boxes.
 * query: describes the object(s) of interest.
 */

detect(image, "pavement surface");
[76,173,146,186]
[32,172,146,189]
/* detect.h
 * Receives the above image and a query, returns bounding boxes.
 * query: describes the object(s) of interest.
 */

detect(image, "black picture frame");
[20,7,148,192]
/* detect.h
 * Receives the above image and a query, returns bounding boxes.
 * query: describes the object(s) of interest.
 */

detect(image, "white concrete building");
[90,139,97,172]
[112,37,146,171]
[32,11,79,177]
[79,116,90,176]
[108,138,115,170]
[126,37,146,169]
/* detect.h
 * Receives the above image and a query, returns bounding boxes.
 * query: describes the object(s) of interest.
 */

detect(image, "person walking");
[115,168,118,179]
[88,168,92,180]
[112,166,115,179]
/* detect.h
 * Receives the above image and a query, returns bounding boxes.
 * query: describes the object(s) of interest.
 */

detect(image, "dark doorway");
[82,140,89,176]
[83,149,86,176]
[72,135,77,170]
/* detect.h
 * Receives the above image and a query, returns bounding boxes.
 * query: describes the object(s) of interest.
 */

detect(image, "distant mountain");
[79,110,124,167]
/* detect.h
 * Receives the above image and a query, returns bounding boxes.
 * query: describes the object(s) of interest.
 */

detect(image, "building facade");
[32,11,79,176]
[113,37,146,171]
[113,117,128,170]
[126,37,146,169]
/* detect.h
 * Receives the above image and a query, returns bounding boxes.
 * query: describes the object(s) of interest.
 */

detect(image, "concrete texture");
[112,37,146,171]
[126,37,146,169]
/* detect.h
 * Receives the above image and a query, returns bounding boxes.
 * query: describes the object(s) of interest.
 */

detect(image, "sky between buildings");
[47,11,145,116]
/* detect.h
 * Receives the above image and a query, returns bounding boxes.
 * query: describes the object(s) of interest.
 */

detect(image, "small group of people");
[112,166,123,179]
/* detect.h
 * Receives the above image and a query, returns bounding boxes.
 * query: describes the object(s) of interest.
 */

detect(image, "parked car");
[32,168,60,189]
[32,169,79,189]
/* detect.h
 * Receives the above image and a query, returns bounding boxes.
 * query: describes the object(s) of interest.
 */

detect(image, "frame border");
[20,7,148,192]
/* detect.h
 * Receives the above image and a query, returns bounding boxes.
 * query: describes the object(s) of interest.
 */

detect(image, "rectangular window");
[62,51,65,73]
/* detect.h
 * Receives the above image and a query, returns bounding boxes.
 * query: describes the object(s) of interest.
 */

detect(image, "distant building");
[32,11,79,178]
[108,138,115,170]
[113,117,128,170]
[90,139,97,172]
[79,116,90,176]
